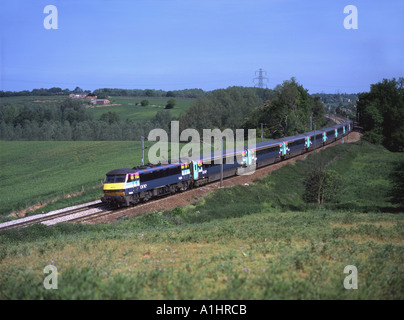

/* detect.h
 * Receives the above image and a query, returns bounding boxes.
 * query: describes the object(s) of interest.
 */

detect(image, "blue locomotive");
[101,121,353,206]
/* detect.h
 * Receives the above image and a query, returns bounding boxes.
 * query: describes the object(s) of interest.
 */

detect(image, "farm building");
[69,93,97,99]
[90,99,110,105]
[69,93,87,98]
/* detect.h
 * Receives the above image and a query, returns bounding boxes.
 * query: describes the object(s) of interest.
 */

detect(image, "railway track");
[68,206,130,224]
[0,200,110,231]
[325,114,350,124]
[74,191,196,224]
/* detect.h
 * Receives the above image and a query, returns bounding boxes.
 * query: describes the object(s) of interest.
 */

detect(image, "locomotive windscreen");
[105,175,126,183]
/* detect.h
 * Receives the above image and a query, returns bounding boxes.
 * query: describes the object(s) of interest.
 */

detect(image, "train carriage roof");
[106,163,183,176]
[105,120,353,174]
[106,168,135,176]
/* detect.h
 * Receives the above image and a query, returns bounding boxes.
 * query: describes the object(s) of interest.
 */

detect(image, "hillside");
[0,141,403,299]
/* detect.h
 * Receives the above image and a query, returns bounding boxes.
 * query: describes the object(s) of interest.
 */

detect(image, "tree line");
[1,82,330,142]
[178,86,270,133]
[178,81,326,139]
[357,77,404,152]
[0,87,208,99]
[0,99,171,141]
[243,78,326,139]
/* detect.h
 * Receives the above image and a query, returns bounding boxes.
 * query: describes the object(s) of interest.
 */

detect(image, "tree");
[140,99,149,107]
[48,87,63,94]
[180,87,262,133]
[97,93,108,99]
[153,110,172,132]
[100,111,120,125]
[357,77,404,151]
[244,78,325,139]
[165,99,176,109]
[73,86,84,93]
[390,159,404,208]
[303,168,341,206]
[144,89,155,97]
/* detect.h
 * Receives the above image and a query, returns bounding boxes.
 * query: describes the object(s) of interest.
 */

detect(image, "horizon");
[0,84,367,96]
[1,0,403,95]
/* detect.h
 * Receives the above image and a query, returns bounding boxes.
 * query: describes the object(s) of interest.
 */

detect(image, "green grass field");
[0,141,403,299]
[0,141,148,217]
[0,95,67,105]
[87,97,194,122]
[0,95,194,123]
[0,140,211,218]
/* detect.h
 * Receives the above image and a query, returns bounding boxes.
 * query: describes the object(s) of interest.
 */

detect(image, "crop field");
[0,141,403,299]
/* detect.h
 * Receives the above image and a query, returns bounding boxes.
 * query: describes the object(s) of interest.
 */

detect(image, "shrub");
[303,168,341,205]
[140,99,149,107]
[165,99,176,109]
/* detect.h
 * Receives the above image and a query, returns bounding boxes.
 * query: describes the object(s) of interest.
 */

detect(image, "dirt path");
[86,130,361,224]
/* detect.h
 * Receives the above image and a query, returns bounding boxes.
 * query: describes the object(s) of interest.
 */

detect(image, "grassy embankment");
[0,141,403,299]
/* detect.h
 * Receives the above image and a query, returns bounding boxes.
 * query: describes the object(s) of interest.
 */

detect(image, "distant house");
[91,99,110,105]
[87,93,97,99]
[69,93,87,99]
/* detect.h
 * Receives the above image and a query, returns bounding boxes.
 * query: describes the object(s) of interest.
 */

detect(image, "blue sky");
[1,0,403,93]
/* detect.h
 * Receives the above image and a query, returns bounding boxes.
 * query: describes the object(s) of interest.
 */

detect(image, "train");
[101,120,354,207]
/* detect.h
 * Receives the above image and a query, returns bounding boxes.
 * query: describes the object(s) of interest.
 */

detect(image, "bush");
[303,168,341,205]
[165,99,176,109]
[140,100,149,107]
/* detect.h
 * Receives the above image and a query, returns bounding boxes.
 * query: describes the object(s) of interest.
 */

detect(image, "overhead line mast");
[253,68,268,88]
